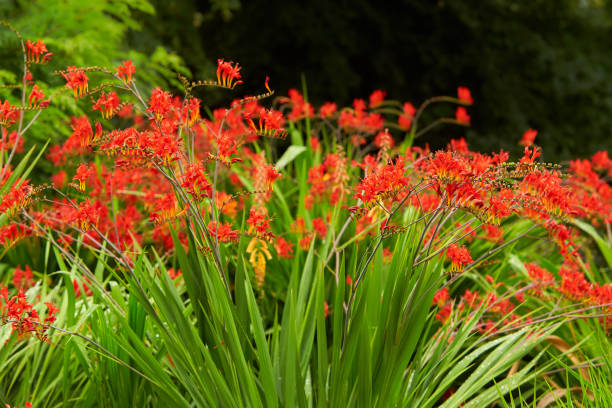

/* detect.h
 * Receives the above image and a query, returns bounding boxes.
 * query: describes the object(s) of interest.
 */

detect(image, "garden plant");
[0,20,611,407]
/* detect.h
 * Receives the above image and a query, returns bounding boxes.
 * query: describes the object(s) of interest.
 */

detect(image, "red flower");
[12,265,34,290]
[312,217,328,238]
[73,163,94,191]
[319,102,337,118]
[374,130,394,149]
[181,163,212,201]
[457,86,474,105]
[208,221,239,243]
[147,88,172,121]
[446,244,472,273]
[73,278,93,298]
[455,107,470,125]
[92,91,120,119]
[0,181,34,217]
[519,129,537,147]
[369,89,386,108]
[216,59,243,89]
[28,85,47,108]
[247,208,271,235]
[432,287,449,307]
[25,40,52,63]
[398,102,416,131]
[0,100,18,127]
[117,60,136,82]
[275,236,294,259]
[61,66,89,98]
[0,223,31,249]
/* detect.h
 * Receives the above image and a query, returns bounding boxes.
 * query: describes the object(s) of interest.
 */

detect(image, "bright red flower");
[61,66,89,98]
[73,163,94,191]
[432,287,449,307]
[247,208,272,235]
[181,163,212,201]
[12,265,34,290]
[147,88,172,121]
[519,128,537,147]
[0,100,18,127]
[446,244,472,273]
[208,221,239,243]
[28,85,47,108]
[312,217,328,238]
[275,236,294,258]
[455,107,470,125]
[92,91,120,119]
[319,102,337,118]
[216,59,243,89]
[398,102,416,131]
[25,40,52,63]
[369,89,386,108]
[117,60,136,82]
[457,86,473,105]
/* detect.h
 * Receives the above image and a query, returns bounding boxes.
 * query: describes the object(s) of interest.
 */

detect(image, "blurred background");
[1,0,611,161]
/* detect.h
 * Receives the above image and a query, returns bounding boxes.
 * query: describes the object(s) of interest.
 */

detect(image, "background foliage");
[133,0,612,160]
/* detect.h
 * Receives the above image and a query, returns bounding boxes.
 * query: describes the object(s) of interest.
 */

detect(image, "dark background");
[128,0,612,161]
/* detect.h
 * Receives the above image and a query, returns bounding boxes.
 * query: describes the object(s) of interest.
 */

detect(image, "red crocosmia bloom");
[455,107,470,125]
[150,194,187,225]
[73,277,93,298]
[446,243,472,273]
[181,163,212,201]
[0,180,34,218]
[208,221,239,243]
[261,165,281,190]
[247,208,272,235]
[70,199,101,231]
[0,100,18,127]
[448,137,469,154]
[92,91,120,119]
[519,146,541,166]
[319,102,337,118]
[346,274,353,286]
[435,303,452,322]
[216,59,243,89]
[353,157,409,204]
[183,97,201,126]
[167,268,182,280]
[73,163,93,191]
[275,236,294,259]
[281,89,314,121]
[0,223,31,249]
[591,151,612,172]
[324,301,331,318]
[312,217,328,238]
[25,40,52,63]
[61,66,89,98]
[299,234,313,250]
[44,301,59,324]
[524,262,554,295]
[12,265,35,290]
[147,87,171,121]
[457,86,474,105]
[398,102,416,131]
[432,287,449,307]
[463,289,480,309]
[374,130,394,149]
[28,85,46,108]
[519,128,537,147]
[369,89,387,108]
[117,60,136,82]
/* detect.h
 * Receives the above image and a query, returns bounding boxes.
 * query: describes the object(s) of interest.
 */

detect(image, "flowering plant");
[0,21,610,407]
